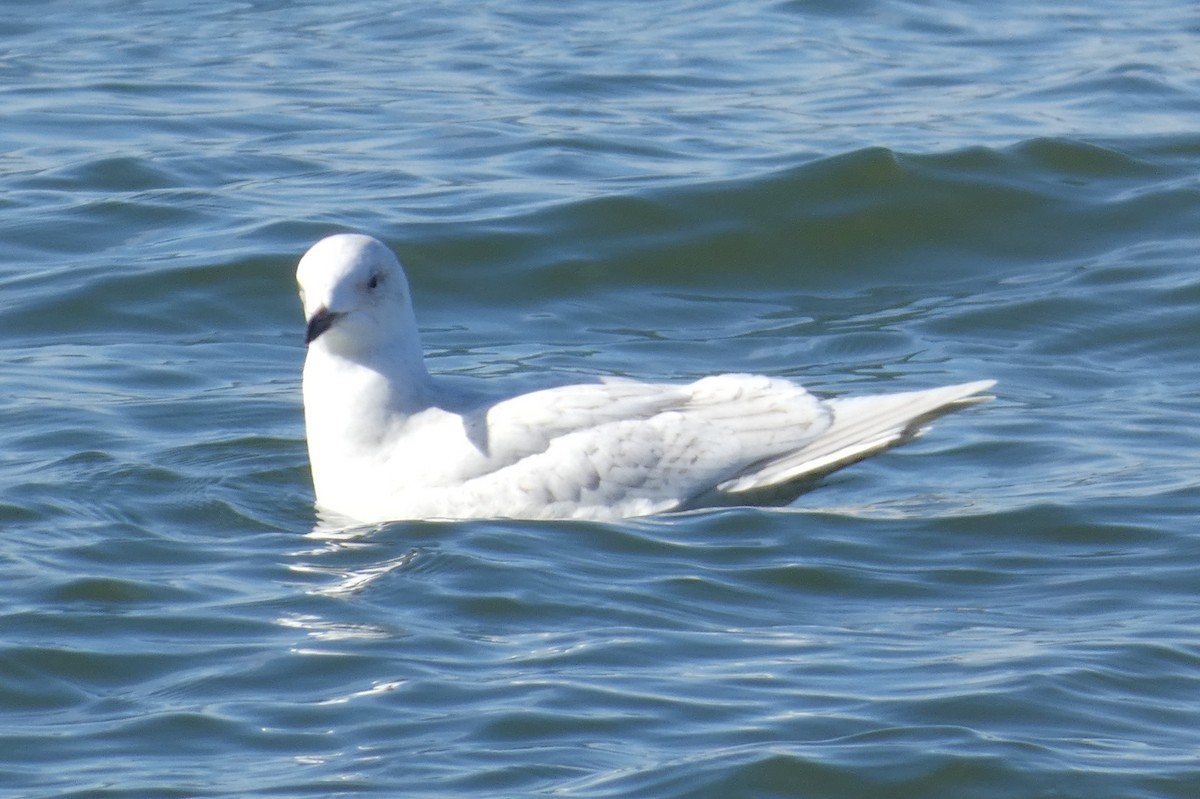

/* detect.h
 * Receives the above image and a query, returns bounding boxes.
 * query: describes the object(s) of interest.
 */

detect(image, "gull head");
[296,234,421,360]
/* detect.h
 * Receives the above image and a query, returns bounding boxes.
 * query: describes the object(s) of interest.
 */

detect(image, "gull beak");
[305,307,342,344]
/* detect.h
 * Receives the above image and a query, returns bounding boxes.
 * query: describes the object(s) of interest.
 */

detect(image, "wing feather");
[716,379,996,495]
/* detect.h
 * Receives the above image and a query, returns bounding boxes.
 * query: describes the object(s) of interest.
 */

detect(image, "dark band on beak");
[305,307,342,344]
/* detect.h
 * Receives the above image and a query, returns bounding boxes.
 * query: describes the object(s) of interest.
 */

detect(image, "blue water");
[3,1,1199,797]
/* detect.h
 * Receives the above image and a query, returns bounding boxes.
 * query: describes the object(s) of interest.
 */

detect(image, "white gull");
[297,233,994,522]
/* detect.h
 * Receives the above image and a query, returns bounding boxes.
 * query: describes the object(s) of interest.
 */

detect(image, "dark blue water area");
[2,1,1199,797]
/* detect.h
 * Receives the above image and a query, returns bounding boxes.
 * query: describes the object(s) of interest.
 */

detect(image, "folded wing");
[709,379,997,502]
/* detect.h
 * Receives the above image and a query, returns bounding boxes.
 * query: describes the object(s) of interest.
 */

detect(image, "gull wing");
[710,379,996,501]
[449,374,836,518]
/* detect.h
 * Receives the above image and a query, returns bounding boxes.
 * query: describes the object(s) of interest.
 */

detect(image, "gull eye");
[367,274,381,291]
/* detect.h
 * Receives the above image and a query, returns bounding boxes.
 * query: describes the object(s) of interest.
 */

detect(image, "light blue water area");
[2,1,1199,797]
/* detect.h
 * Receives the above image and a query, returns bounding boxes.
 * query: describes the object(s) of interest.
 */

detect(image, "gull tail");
[704,379,996,506]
